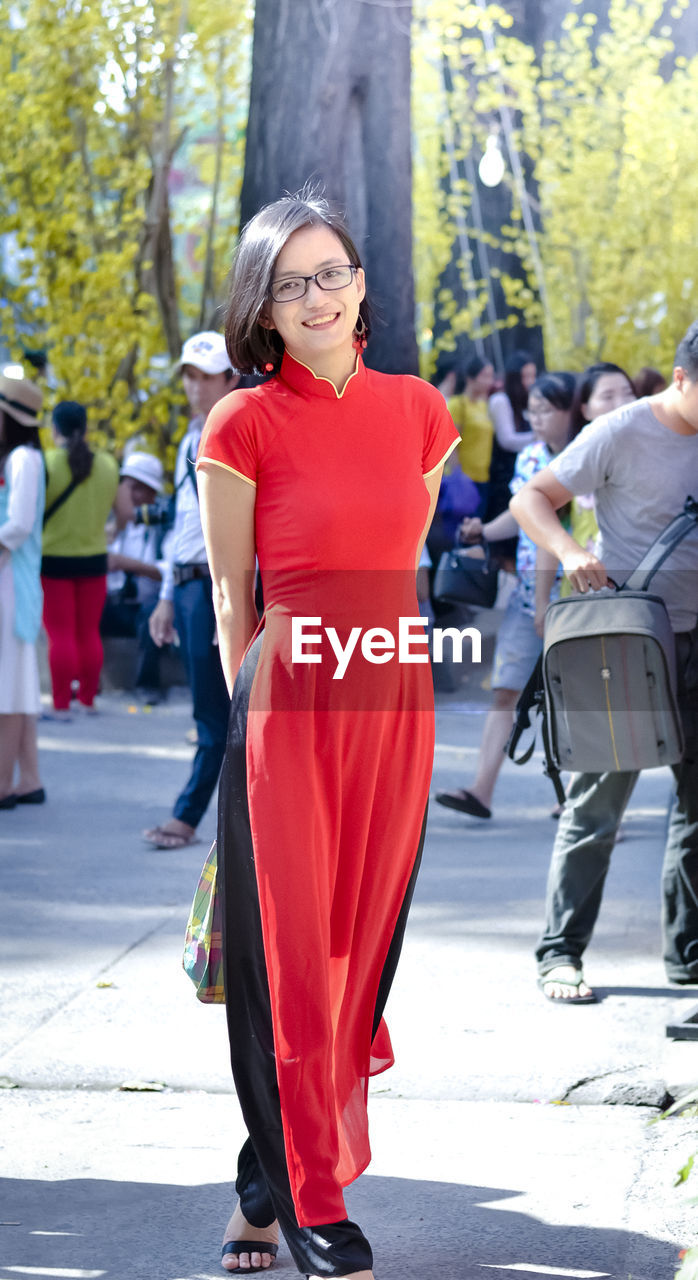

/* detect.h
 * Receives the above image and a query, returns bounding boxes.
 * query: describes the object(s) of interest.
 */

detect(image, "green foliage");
[0,0,251,459]
[675,1154,695,1187]
[413,0,698,376]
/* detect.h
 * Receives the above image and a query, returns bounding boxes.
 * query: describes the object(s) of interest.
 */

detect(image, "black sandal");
[222,1239,278,1272]
[435,788,491,819]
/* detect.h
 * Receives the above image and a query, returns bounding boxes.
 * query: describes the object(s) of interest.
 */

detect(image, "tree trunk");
[240,0,417,375]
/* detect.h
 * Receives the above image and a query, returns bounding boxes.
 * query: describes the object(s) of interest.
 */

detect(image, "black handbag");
[433,540,499,609]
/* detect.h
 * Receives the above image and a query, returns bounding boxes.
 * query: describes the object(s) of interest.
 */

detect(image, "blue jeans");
[536,627,698,982]
[173,577,230,829]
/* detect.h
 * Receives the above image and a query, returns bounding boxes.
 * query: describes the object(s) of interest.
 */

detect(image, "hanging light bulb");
[478,134,505,188]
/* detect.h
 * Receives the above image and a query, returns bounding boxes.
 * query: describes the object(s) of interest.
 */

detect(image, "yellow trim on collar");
[287,352,361,400]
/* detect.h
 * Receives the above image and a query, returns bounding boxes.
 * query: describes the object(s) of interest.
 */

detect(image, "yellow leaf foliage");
[413,0,697,376]
[0,0,251,466]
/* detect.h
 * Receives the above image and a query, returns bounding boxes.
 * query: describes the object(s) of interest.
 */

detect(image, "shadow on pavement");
[594,984,698,1000]
[0,1172,680,1280]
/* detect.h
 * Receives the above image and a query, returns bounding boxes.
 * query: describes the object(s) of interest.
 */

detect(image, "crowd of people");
[0,189,696,1280]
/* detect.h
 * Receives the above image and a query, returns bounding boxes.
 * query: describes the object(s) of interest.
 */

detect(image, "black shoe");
[0,794,17,810]
[435,788,492,819]
[15,788,46,805]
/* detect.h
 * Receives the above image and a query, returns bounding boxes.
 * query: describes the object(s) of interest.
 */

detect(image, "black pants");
[218,633,426,1277]
[100,593,162,691]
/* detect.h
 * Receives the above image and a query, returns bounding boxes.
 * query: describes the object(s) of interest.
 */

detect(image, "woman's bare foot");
[221,1203,279,1272]
[142,817,198,849]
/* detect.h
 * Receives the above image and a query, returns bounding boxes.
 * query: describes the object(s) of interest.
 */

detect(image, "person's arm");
[510,468,609,593]
[459,509,519,544]
[490,393,535,452]
[197,465,258,695]
[150,441,186,645]
[0,450,40,552]
[107,552,162,581]
[533,546,560,636]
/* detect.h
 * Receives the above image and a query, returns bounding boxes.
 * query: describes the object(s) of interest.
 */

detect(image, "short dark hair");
[529,371,576,412]
[225,189,371,376]
[570,362,634,438]
[675,320,698,378]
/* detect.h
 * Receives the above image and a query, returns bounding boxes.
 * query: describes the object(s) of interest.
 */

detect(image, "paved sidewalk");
[0,664,696,1280]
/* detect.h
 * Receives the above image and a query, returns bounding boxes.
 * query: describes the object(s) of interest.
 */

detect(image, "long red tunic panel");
[198,353,459,1226]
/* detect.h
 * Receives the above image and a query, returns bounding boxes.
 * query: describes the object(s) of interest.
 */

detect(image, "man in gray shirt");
[510,320,698,1002]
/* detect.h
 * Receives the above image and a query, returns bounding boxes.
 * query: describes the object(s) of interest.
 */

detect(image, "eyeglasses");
[269,264,358,303]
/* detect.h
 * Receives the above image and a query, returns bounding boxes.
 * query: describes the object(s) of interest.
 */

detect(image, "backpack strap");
[507,654,543,765]
[540,709,567,806]
[507,653,566,805]
[43,475,83,526]
[622,495,698,592]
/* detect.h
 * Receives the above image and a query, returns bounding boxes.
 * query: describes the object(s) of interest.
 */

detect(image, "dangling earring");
[353,313,367,352]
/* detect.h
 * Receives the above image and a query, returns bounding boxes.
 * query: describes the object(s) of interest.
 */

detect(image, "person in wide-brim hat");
[0,372,47,807]
[0,372,43,429]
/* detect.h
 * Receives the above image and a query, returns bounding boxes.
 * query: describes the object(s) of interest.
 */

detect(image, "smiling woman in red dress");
[196,192,459,1280]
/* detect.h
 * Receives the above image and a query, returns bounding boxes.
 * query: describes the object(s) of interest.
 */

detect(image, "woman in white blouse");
[0,373,46,807]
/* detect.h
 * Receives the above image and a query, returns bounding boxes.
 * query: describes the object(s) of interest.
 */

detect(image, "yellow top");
[560,496,600,597]
[447,394,494,483]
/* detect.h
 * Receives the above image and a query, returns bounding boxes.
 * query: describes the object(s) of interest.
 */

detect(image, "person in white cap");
[145,333,240,849]
[102,451,169,702]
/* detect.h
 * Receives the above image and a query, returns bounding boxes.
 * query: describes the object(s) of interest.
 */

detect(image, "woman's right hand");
[458,516,484,544]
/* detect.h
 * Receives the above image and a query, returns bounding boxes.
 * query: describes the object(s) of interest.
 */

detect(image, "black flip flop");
[222,1240,278,1272]
[435,788,491,819]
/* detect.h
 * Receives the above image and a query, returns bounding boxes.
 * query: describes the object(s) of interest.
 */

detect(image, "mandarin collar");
[278,351,365,401]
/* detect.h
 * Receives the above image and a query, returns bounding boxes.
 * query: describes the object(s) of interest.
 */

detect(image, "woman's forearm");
[483,509,518,542]
[197,466,258,693]
[212,580,258,696]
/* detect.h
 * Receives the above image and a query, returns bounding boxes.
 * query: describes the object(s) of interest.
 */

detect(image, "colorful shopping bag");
[182,841,225,1003]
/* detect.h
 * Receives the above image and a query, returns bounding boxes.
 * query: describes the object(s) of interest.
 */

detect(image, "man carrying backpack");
[510,321,698,1003]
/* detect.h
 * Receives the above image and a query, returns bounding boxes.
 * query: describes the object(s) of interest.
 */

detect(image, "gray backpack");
[508,497,698,800]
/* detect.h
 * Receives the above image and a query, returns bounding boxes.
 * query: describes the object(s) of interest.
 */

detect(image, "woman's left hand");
[459,516,484,544]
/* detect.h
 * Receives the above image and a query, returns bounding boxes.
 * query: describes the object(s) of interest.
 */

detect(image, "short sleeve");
[509,441,547,497]
[549,417,616,497]
[196,391,258,487]
[419,381,460,477]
